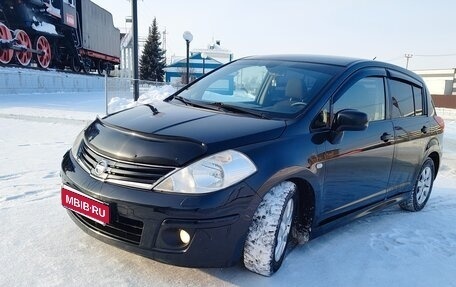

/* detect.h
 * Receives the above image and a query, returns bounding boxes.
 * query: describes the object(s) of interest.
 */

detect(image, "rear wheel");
[0,23,13,64]
[244,181,296,276]
[400,158,435,211]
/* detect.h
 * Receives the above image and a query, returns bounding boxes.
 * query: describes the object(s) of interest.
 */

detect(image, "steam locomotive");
[0,0,120,75]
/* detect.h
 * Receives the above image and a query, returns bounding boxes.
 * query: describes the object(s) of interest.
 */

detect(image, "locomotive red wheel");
[35,36,51,68]
[0,23,13,64]
[14,30,32,66]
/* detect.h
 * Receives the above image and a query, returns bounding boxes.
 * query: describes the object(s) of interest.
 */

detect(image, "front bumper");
[61,151,261,267]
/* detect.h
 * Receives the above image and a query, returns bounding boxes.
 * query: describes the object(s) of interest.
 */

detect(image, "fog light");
[179,229,191,244]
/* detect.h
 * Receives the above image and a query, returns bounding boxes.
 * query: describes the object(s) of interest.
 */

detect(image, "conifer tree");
[140,18,166,81]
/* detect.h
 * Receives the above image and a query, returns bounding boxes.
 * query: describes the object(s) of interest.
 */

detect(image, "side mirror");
[332,109,368,132]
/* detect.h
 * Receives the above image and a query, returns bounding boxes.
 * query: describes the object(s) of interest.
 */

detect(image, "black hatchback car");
[61,55,444,276]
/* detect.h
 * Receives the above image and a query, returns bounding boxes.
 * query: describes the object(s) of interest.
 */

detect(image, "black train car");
[0,0,120,74]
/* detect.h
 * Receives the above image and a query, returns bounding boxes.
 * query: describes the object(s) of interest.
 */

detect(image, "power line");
[384,53,456,63]
[414,53,456,57]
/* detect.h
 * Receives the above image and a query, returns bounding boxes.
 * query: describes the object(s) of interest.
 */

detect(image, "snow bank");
[1,114,455,286]
[108,85,177,113]
[1,81,456,286]
[32,21,58,35]
[0,107,98,122]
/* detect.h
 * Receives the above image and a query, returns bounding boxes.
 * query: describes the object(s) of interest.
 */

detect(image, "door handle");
[381,132,393,142]
[421,126,428,134]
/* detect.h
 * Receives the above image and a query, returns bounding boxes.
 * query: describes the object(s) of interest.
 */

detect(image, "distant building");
[118,27,148,78]
[192,40,233,64]
[414,69,456,108]
[164,53,223,84]
[414,69,456,96]
[119,29,133,78]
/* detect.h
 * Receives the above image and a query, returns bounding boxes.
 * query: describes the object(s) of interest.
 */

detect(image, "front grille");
[77,142,175,189]
[73,211,144,245]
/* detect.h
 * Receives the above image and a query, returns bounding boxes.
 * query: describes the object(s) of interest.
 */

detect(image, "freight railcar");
[0,0,120,75]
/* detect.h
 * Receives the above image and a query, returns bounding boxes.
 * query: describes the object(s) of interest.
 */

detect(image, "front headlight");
[155,150,257,194]
[70,130,85,159]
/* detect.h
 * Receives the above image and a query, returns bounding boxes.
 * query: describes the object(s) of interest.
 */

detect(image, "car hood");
[84,102,286,167]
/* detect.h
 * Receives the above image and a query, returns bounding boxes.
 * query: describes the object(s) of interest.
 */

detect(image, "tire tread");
[243,181,296,276]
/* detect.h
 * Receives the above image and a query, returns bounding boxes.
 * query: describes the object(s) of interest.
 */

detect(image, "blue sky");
[92,0,456,70]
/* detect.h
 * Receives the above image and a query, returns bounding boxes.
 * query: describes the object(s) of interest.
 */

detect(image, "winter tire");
[244,181,296,276]
[400,158,435,212]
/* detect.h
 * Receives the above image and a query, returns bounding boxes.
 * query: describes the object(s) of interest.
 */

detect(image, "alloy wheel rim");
[275,198,294,261]
[416,166,432,205]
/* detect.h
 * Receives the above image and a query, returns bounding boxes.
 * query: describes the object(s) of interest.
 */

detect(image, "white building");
[117,27,148,78]
[413,69,456,96]
[191,40,233,64]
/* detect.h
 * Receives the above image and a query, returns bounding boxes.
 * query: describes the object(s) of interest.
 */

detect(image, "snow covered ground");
[0,89,455,286]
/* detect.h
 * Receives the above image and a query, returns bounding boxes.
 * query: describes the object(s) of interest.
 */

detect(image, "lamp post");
[183,31,193,84]
[131,0,139,100]
[201,52,207,75]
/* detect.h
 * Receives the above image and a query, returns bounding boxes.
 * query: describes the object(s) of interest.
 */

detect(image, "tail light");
[434,115,445,130]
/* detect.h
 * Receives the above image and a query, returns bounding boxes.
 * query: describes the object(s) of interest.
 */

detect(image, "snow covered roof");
[165,53,222,69]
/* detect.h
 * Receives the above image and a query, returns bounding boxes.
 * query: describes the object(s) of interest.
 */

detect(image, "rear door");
[386,71,430,197]
[320,68,395,222]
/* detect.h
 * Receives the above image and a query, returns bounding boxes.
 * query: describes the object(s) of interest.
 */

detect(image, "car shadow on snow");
[73,197,454,286]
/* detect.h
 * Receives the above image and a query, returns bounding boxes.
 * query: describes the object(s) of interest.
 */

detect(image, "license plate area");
[61,185,110,225]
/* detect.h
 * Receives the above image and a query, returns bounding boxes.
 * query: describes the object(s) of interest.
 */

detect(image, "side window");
[389,79,415,118]
[426,88,436,116]
[333,77,385,122]
[413,86,423,116]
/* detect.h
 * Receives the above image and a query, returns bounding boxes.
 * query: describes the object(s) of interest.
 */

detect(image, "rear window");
[413,86,423,116]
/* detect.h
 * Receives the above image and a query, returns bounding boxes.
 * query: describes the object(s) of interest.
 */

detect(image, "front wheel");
[400,158,435,211]
[243,181,296,276]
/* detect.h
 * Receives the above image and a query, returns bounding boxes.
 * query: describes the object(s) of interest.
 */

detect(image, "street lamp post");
[183,31,193,84]
[132,0,139,100]
[201,52,207,75]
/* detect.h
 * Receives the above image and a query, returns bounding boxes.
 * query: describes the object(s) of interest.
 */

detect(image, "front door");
[320,72,394,222]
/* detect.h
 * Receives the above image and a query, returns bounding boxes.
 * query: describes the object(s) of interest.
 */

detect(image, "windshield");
[173,59,343,119]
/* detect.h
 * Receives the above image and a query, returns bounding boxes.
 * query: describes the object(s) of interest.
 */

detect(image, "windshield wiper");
[209,102,269,119]
[172,96,219,111]
[172,95,191,106]
[172,96,268,118]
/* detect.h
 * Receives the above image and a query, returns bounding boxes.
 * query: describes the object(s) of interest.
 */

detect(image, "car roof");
[240,54,424,84]
[241,54,365,67]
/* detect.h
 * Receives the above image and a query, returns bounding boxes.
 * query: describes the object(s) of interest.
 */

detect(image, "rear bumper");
[61,151,261,267]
